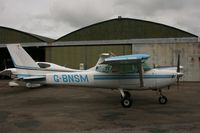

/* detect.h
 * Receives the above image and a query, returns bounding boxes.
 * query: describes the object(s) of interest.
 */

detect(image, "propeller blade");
[177,53,181,84]
[177,54,180,73]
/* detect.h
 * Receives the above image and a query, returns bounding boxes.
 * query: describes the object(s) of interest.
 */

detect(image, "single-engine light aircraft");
[0,44,183,107]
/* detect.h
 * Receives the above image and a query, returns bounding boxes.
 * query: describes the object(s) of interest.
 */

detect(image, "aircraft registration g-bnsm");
[0,44,183,108]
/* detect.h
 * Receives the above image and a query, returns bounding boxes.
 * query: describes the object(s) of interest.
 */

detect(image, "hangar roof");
[56,17,198,42]
[0,26,54,44]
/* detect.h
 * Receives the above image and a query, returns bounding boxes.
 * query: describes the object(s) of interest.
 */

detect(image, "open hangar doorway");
[0,46,45,79]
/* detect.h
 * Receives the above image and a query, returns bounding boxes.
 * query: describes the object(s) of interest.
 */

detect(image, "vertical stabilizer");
[6,44,40,69]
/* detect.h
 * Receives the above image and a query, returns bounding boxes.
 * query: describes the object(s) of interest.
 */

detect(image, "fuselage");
[46,69,177,90]
[9,68,178,90]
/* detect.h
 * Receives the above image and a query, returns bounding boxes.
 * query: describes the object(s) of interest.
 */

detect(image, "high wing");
[101,54,150,87]
[102,54,150,64]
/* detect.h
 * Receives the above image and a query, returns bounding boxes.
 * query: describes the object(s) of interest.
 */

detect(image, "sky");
[0,0,200,39]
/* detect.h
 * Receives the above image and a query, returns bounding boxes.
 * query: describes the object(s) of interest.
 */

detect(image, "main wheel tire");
[121,97,132,108]
[159,96,168,104]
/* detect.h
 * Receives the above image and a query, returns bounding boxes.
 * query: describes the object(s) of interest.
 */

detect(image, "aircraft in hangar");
[0,44,183,107]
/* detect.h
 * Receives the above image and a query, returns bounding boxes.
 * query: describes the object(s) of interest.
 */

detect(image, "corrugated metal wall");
[0,27,41,44]
[132,42,200,81]
[45,45,132,69]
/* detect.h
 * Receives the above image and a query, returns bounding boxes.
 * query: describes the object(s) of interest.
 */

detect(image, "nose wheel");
[159,96,168,104]
[119,89,132,108]
[158,90,168,104]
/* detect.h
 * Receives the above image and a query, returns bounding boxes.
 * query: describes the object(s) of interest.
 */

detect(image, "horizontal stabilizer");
[0,69,12,76]
[20,75,46,81]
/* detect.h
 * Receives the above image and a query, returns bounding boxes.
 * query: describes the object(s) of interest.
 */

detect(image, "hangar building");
[1,17,200,81]
[0,26,54,70]
[49,17,200,81]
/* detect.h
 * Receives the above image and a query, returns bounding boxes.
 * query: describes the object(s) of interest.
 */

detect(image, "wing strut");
[137,60,144,87]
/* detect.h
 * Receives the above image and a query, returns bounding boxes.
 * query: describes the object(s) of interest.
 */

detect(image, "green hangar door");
[45,45,132,69]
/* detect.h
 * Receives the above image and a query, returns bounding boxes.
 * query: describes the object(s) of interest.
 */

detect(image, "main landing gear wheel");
[159,96,168,104]
[119,89,132,108]
[121,97,132,108]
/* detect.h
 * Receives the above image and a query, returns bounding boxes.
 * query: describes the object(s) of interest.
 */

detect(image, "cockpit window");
[96,64,112,73]
[96,61,152,74]
[112,64,139,73]
[37,63,51,68]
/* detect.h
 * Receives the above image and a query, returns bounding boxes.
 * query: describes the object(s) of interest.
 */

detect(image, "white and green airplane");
[0,44,183,107]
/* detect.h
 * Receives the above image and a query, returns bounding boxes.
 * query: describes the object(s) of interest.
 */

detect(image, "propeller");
[176,53,184,88]
[177,54,180,83]
[177,54,180,72]
[176,54,180,90]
